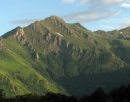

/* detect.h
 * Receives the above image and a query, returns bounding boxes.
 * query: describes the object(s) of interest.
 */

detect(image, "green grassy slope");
[1,16,130,97]
[0,29,67,97]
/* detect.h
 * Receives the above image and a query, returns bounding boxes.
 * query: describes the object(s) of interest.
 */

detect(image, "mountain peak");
[44,15,65,23]
[49,15,61,19]
[16,26,22,29]
[73,23,89,31]
[2,26,23,39]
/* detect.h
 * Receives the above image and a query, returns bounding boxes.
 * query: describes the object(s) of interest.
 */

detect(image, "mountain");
[95,26,130,39]
[1,15,130,97]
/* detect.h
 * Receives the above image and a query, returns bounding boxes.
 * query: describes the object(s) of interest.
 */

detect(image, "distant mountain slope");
[95,26,130,39]
[1,16,130,97]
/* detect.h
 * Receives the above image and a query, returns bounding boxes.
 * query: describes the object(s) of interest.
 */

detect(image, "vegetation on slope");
[0,15,130,97]
[1,84,130,102]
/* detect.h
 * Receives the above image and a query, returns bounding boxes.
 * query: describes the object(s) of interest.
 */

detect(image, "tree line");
[1,84,130,102]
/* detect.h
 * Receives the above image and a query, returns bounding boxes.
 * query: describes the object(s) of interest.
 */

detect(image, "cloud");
[62,10,121,23]
[80,0,89,5]
[121,3,130,7]
[11,19,37,25]
[79,0,127,7]
[117,21,130,29]
[62,0,76,3]
[62,0,130,23]
[100,25,115,29]
[95,0,123,6]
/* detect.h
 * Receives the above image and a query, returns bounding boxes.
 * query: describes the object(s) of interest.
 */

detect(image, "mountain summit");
[1,16,130,97]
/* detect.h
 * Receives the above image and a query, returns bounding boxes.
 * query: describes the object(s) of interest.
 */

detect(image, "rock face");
[35,52,39,60]
[0,37,3,40]
[13,27,26,45]
[0,42,2,47]
[31,51,39,60]
[0,37,3,48]
[12,27,40,60]
[45,33,51,42]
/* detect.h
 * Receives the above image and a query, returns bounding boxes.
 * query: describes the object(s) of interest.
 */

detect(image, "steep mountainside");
[1,16,130,97]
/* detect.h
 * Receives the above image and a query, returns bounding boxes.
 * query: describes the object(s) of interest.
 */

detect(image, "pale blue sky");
[1,0,130,36]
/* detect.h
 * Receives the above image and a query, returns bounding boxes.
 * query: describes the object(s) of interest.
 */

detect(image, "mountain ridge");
[1,15,130,97]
